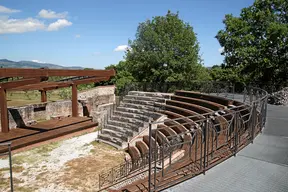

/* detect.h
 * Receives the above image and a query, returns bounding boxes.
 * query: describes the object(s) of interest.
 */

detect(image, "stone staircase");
[97,91,172,148]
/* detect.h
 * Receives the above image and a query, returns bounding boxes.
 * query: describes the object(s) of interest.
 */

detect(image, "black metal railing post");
[153,129,158,190]
[249,88,253,104]
[161,145,164,177]
[251,102,256,143]
[234,112,238,156]
[9,143,13,192]
[203,119,208,175]
[148,121,152,192]
[0,142,13,192]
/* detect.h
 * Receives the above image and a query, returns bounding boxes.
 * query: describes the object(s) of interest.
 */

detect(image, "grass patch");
[13,141,60,165]
[0,177,24,191]
[33,141,60,154]
[90,140,117,150]
[7,90,62,107]
[60,141,126,191]
[0,166,24,173]
[14,185,36,192]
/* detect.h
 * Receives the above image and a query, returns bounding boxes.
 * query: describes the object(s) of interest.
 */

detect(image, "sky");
[0,0,255,69]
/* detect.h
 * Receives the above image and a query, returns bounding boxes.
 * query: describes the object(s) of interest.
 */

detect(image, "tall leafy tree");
[125,11,207,84]
[216,0,288,91]
[105,61,136,92]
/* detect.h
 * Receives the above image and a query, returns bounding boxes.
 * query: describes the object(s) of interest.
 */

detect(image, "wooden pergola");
[0,68,115,133]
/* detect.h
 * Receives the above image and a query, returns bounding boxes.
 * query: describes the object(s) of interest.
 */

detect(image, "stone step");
[125,95,166,103]
[106,120,141,132]
[98,134,126,148]
[101,129,130,142]
[128,91,172,99]
[111,115,146,127]
[116,106,162,120]
[120,102,162,112]
[122,98,156,106]
[104,124,134,137]
[113,110,150,122]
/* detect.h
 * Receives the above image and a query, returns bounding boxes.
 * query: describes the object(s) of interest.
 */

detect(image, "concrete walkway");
[165,104,288,192]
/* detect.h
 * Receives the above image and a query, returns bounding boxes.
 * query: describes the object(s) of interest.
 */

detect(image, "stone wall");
[83,86,115,127]
[0,85,115,131]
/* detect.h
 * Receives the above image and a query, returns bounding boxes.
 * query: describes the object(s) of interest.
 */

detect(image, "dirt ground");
[0,131,126,192]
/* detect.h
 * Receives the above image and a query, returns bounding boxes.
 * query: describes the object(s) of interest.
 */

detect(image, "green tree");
[209,65,244,92]
[209,65,241,83]
[216,0,288,91]
[125,11,207,84]
[105,61,136,93]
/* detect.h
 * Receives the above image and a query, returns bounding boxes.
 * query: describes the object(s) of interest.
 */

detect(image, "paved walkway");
[165,104,288,192]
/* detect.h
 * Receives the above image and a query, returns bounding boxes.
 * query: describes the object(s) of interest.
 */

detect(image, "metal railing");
[148,86,268,191]
[0,142,13,192]
[98,82,268,191]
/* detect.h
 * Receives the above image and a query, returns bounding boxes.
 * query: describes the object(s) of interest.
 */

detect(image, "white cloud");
[38,9,68,19]
[114,45,129,52]
[0,5,21,13]
[0,17,45,34]
[32,59,46,63]
[75,34,80,38]
[47,19,72,31]
[218,47,224,53]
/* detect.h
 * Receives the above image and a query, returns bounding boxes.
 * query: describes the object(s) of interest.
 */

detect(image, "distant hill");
[0,59,83,69]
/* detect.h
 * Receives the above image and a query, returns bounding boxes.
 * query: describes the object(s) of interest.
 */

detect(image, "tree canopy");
[105,61,135,92]
[216,0,288,91]
[125,11,208,84]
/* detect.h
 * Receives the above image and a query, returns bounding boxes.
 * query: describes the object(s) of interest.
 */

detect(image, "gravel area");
[0,130,126,192]
[268,87,288,106]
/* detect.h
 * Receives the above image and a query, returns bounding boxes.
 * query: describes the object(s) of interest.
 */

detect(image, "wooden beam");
[0,78,41,90]
[0,88,8,133]
[0,68,115,78]
[11,76,111,91]
[40,90,47,102]
[71,84,78,117]
[10,81,72,91]
[43,84,72,91]
[73,76,110,85]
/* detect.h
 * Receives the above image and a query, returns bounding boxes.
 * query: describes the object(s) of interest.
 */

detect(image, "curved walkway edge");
[165,104,288,192]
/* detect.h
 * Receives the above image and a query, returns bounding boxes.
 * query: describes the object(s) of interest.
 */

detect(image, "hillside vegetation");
[0,59,82,69]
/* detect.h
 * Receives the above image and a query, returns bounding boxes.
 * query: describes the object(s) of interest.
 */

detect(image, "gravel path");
[0,131,108,192]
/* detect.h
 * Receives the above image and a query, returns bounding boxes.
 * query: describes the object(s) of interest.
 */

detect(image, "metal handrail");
[98,83,268,191]
[0,142,13,192]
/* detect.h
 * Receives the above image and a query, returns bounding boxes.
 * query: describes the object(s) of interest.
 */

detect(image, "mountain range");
[0,59,83,69]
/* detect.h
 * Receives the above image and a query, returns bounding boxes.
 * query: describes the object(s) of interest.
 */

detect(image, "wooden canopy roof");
[0,68,115,91]
[0,68,115,133]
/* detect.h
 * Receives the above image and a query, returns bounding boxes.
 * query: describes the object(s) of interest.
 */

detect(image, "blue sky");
[0,0,254,69]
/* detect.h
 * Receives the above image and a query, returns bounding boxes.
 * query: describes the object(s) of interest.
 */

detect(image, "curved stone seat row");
[119,91,252,192]
[97,90,250,165]
[125,90,250,164]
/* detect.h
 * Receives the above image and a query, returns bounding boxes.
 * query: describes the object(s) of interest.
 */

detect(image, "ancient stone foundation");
[0,85,115,131]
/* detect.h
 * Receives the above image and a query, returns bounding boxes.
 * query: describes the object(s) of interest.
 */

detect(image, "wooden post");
[0,87,9,133]
[40,90,47,102]
[72,84,78,117]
